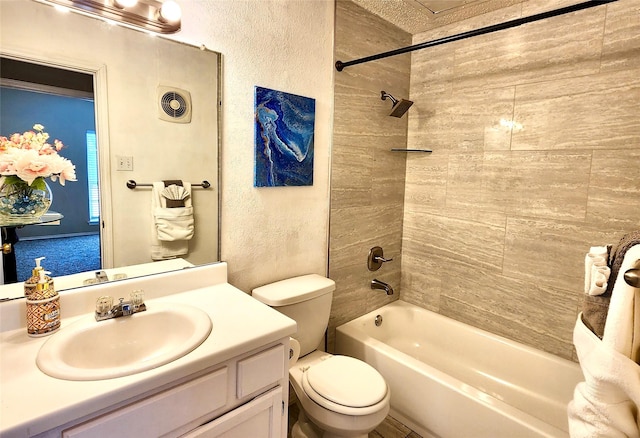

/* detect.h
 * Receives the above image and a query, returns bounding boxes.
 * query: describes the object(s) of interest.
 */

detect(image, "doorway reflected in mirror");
[0,57,101,284]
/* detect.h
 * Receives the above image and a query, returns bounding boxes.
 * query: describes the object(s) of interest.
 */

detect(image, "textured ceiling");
[351,0,522,35]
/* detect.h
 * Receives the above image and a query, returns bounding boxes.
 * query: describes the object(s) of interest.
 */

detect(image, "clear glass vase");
[0,177,53,225]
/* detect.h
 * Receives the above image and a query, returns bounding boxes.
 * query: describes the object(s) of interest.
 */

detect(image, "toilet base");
[291,408,368,438]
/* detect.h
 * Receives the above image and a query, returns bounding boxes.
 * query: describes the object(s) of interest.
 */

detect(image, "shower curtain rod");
[335,0,617,72]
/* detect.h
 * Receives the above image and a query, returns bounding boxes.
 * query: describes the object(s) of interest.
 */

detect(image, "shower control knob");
[367,246,393,271]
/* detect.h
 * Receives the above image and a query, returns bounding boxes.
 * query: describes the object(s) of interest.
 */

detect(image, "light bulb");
[159,0,181,23]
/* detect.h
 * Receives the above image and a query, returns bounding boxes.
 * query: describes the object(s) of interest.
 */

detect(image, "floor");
[287,403,423,438]
[15,234,100,281]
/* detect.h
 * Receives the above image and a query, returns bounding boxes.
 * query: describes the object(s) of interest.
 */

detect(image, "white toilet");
[252,274,390,438]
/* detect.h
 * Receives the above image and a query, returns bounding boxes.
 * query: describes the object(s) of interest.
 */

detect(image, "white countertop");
[0,263,296,437]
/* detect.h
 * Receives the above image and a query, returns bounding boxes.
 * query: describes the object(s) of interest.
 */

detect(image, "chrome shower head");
[381,91,413,118]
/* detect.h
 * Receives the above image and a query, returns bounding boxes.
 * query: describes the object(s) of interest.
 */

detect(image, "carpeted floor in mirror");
[14,234,101,282]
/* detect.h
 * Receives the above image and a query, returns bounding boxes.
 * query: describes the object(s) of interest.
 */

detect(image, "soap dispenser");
[24,257,47,298]
[25,258,60,337]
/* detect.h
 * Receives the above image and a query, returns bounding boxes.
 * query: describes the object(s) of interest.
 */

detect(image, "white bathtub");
[335,300,583,438]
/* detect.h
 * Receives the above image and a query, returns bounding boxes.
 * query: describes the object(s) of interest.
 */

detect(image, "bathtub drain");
[375,315,383,326]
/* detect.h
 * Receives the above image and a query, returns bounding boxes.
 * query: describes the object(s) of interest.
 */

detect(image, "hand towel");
[582,245,612,338]
[585,246,608,293]
[585,248,611,296]
[150,181,194,260]
[568,315,640,438]
[161,179,189,208]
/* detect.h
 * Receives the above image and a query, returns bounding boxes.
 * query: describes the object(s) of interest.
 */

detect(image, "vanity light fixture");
[39,0,181,34]
[113,0,138,8]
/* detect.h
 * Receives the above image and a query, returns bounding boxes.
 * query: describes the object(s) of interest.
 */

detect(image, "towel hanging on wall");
[569,234,640,436]
[150,181,194,260]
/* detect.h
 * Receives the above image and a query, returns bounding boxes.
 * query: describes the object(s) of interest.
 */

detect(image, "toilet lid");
[304,355,387,408]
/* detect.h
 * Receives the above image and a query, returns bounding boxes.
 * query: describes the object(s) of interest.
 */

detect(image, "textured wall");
[402,0,640,360]
[328,0,411,351]
[176,0,335,292]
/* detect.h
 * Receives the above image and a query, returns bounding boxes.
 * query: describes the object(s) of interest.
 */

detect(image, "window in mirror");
[86,130,100,225]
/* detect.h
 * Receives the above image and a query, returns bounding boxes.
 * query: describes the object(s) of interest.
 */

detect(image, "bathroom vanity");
[0,262,296,438]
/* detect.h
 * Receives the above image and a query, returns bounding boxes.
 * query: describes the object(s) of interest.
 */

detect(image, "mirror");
[0,0,220,299]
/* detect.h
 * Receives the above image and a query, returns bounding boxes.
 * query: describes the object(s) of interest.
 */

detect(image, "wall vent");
[158,86,192,123]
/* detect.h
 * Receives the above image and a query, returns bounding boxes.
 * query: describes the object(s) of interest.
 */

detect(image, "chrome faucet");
[95,291,146,321]
[371,279,394,295]
[95,270,109,283]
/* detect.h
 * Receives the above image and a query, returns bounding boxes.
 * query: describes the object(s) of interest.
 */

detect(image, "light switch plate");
[116,156,133,171]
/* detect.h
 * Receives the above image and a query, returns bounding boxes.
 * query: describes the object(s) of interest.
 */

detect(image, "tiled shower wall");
[402,0,640,360]
[328,0,411,350]
[331,0,640,361]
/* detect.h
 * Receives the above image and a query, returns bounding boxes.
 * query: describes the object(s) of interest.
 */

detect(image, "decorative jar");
[0,177,52,224]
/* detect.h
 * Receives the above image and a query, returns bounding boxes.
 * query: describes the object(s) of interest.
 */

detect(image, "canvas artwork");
[254,86,315,187]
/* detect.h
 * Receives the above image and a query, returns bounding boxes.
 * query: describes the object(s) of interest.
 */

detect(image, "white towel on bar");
[584,246,611,296]
[569,244,640,437]
[602,244,640,362]
[568,316,640,438]
[150,182,194,260]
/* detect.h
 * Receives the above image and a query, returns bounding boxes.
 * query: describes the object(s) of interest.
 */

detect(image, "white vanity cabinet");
[59,342,287,438]
[0,263,297,438]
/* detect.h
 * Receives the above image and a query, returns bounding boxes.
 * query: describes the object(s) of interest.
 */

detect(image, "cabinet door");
[62,367,228,438]
[181,387,283,438]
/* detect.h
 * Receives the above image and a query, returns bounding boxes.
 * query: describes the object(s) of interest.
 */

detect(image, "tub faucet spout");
[371,279,394,295]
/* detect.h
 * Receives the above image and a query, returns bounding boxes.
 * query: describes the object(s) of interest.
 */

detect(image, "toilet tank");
[252,274,335,357]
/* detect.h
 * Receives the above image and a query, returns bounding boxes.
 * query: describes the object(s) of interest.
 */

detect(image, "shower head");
[381,91,413,118]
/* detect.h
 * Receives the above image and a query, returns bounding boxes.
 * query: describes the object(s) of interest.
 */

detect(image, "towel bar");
[126,180,211,189]
[623,259,640,288]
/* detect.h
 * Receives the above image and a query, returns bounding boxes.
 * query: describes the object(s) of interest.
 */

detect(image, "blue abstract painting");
[254,86,315,187]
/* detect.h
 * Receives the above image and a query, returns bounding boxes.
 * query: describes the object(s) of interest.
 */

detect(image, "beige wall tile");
[453,7,604,90]
[329,0,410,350]
[512,69,640,150]
[601,0,640,72]
[330,204,403,269]
[402,210,506,272]
[588,149,640,227]
[508,151,591,220]
[400,253,442,312]
[503,218,625,291]
[404,152,449,208]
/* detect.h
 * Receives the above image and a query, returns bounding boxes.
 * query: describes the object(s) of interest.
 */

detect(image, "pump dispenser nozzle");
[32,257,46,277]
[39,270,52,284]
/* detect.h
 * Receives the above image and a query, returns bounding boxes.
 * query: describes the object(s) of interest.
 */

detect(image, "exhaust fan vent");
[158,86,192,123]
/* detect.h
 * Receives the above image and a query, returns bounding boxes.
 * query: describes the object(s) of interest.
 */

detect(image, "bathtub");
[335,300,584,438]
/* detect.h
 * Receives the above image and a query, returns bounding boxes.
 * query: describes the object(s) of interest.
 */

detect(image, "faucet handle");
[96,296,113,314]
[367,246,393,271]
[130,290,145,306]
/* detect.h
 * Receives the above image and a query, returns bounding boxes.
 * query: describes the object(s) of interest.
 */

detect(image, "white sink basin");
[36,302,212,381]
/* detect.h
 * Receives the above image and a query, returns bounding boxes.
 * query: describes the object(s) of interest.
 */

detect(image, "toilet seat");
[301,355,387,416]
